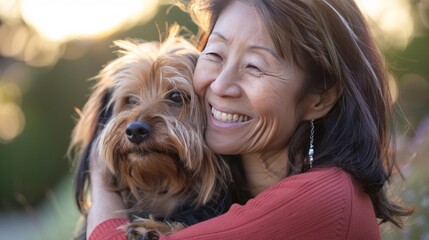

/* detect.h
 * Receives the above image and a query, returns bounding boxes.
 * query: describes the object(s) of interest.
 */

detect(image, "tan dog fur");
[70,26,231,239]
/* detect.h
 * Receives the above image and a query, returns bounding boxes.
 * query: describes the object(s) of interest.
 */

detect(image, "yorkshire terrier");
[70,26,231,240]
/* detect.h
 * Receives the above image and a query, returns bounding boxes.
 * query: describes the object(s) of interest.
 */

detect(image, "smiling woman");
[20,0,159,42]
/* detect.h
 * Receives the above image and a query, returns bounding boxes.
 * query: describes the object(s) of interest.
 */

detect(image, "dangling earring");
[308,119,315,169]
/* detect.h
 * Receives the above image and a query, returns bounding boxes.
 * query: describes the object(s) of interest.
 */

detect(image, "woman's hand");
[86,148,127,239]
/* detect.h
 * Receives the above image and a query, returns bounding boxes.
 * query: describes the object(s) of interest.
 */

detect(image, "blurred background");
[0,0,427,239]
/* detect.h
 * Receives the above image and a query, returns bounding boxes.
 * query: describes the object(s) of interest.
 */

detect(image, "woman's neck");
[241,150,288,197]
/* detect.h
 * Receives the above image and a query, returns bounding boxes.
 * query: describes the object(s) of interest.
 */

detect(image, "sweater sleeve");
[160,167,380,240]
[88,217,128,240]
[88,167,380,240]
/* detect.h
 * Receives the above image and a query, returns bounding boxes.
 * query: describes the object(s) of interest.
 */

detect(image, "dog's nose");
[125,121,151,144]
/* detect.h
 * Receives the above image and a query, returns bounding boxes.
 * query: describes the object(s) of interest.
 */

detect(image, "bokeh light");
[21,0,159,42]
[418,0,429,30]
[0,82,25,143]
[0,0,21,21]
[357,0,415,49]
[0,102,25,143]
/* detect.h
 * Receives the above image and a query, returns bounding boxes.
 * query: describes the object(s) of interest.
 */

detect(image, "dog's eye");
[126,96,139,106]
[168,91,185,103]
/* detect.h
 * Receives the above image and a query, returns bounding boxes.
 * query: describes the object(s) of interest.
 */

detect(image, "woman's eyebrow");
[210,32,228,42]
[249,45,282,61]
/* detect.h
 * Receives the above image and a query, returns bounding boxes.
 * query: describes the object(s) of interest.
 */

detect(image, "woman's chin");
[205,133,239,155]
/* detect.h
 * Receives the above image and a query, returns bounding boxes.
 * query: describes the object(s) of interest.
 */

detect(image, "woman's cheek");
[192,61,203,96]
[193,60,216,96]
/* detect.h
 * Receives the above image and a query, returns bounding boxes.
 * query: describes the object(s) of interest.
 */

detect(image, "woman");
[87,0,412,239]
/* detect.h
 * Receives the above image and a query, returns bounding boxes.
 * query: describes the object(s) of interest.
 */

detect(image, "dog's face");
[101,61,199,194]
[72,33,230,219]
[97,39,212,215]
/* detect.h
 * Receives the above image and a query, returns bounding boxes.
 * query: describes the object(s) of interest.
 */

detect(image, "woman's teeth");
[211,107,249,122]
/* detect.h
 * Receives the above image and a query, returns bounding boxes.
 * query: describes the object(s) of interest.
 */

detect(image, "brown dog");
[70,26,231,240]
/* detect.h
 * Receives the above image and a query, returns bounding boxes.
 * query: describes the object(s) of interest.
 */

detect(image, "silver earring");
[308,119,315,168]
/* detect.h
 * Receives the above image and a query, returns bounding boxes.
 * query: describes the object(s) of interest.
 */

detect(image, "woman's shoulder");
[259,167,373,211]
[259,167,356,199]
[287,166,351,183]
[273,167,360,194]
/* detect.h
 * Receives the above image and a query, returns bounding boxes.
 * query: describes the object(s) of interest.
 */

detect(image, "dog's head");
[71,26,230,218]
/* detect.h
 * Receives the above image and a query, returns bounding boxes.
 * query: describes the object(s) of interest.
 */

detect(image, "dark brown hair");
[183,0,413,227]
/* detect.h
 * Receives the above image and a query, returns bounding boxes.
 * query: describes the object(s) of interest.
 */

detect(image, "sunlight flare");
[20,0,159,42]
[356,0,414,49]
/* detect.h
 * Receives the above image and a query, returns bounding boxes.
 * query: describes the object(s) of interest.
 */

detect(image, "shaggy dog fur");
[70,26,231,240]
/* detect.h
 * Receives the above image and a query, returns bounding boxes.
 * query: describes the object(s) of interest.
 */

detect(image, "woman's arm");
[159,168,380,240]
[88,168,380,240]
[87,152,127,239]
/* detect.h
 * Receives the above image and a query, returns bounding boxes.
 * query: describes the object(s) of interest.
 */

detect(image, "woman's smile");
[211,105,250,123]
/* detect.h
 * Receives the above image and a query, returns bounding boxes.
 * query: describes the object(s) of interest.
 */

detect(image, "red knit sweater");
[89,167,381,240]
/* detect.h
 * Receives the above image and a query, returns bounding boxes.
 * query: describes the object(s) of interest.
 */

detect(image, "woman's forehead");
[211,2,275,45]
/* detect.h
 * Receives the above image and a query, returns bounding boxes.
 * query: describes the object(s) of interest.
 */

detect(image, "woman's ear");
[302,86,339,120]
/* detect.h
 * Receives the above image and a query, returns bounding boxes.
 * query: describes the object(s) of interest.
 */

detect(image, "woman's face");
[194,1,309,155]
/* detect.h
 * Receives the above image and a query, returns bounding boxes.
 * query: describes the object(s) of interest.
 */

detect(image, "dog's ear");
[70,84,114,214]
[71,84,113,148]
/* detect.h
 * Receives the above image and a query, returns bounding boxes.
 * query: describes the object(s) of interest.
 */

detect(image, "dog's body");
[70,27,231,239]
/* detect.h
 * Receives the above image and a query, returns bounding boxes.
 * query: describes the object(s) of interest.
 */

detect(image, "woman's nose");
[210,66,241,98]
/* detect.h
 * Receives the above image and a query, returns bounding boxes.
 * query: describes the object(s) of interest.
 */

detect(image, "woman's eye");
[246,64,265,78]
[204,52,222,62]
[246,64,261,71]
[168,91,184,103]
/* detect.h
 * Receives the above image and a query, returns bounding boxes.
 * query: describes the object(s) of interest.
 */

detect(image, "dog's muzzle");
[126,121,151,144]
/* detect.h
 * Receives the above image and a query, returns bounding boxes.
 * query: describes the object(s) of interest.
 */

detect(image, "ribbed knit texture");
[89,167,381,240]
[89,217,127,240]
